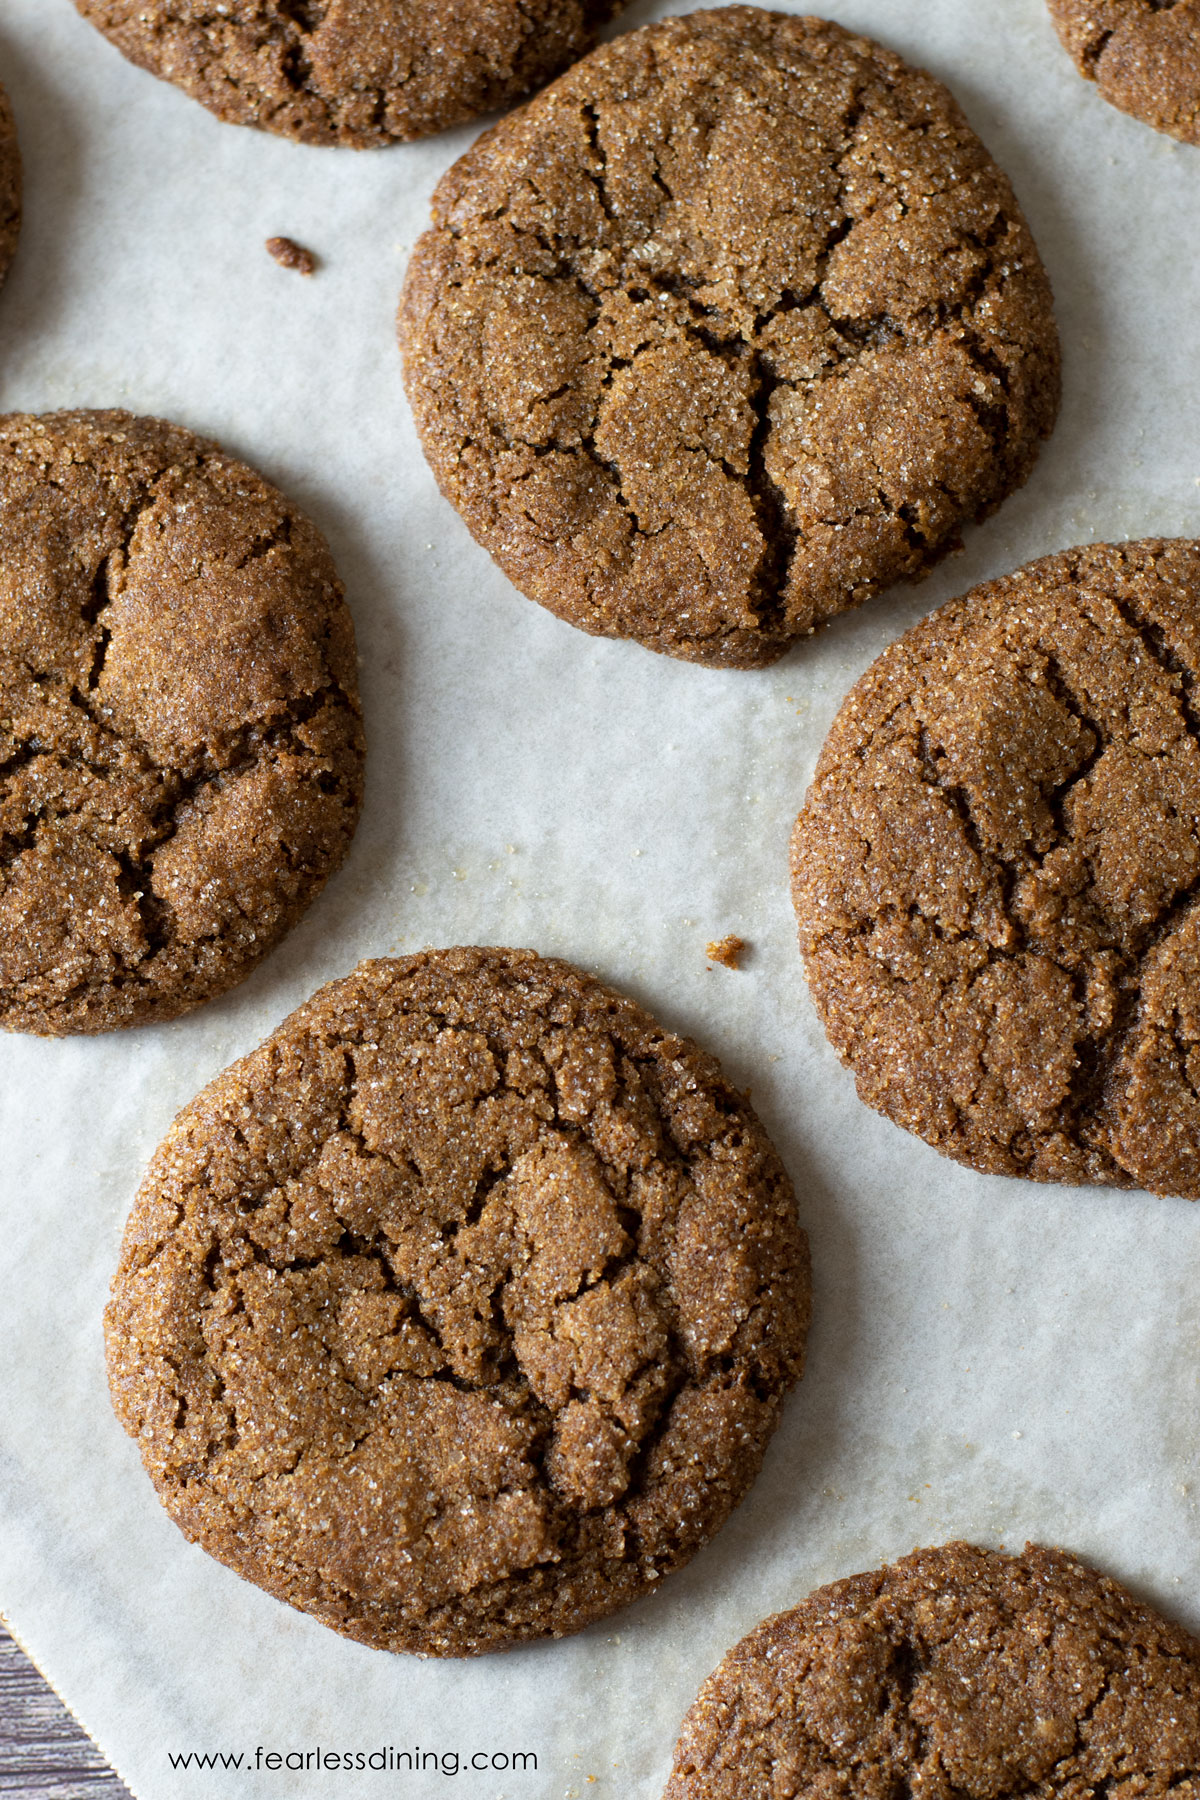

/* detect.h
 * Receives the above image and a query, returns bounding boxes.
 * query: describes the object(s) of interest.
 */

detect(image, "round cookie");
[0,80,21,289]
[399,7,1060,670]
[664,1541,1200,1799]
[0,409,364,1035]
[1047,0,1200,145]
[72,0,629,147]
[791,539,1200,1197]
[106,947,810,1656]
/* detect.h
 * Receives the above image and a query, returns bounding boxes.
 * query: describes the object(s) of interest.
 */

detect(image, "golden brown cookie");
[106,947,810,1656]
[1047,0,1200,144]
[0,80,21,289]
[399,7,1060,669]
[0,409,364,1035]
[72,0,629,147]
[791,539,1200,1197]
[664,1541,1200,1800]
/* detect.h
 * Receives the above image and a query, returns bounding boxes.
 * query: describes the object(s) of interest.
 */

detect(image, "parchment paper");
[2,2,1200,1795]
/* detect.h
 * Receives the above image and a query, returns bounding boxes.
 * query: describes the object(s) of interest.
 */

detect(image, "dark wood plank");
[0,1623,132,1798]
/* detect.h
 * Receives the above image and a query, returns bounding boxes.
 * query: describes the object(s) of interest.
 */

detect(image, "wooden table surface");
[0,1624,132,1798]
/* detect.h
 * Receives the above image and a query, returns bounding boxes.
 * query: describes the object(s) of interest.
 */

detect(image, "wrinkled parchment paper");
[2,1,1200,1794]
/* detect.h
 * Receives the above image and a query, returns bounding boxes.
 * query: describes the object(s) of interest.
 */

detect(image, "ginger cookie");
[0,80,20,289]
[791,539,1200,1197]
[0,410,364,1035]
[106,947,810,1656]
[664,1541,1200,1799]
[1047,0,1200,145]
[72,0,629,147]
[399,7,1060,670]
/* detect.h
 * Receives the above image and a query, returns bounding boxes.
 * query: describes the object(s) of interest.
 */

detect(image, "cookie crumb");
[706,935,745,969]
[266,235,316,275]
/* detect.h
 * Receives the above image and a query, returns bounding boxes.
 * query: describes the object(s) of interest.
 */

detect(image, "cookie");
[0,409,364,1035]
[664,1541,1200,1799]
[0,80,21,289]
[399,7,1060,670]
[790,539,1200,1197]
[72,0,629,147]
[1047,0,1200,145]
[106,947,810,1656]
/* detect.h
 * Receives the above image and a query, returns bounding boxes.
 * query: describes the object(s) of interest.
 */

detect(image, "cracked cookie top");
[664,1541,1200,1800]
[398,7,1060,670]
[1047,0,1200,145]
[791,540,1200,1197]
[106,947,810,1655]
[0,410,364,1035]
[0,81,19,290]
[73,0,629,147]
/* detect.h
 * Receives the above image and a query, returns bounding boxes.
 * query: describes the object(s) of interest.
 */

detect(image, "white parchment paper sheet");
[2,1,1200,1794]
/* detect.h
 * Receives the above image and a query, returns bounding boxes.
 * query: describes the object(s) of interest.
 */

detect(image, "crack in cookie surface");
[399,7,1060,669]
[0,410,364,1034]
[73,0,629,146]
[105,948,811,1655]
[664,1542,1200,1800]
[791,539,1200,1196]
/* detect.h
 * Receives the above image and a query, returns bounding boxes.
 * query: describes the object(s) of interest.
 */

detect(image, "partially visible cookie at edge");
[664,1541,1200,1799]
[0,409,364,1034]
[1047,0,1200,144]
[792,539,1200,1198]
[106,947,811,1655]
[0,80,21,288]
[399,6,1060,669]
[72,0,630,147]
